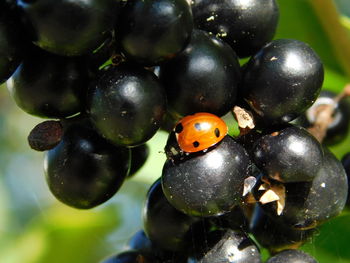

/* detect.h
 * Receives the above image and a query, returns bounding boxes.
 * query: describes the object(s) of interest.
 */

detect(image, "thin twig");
[307,84,350,142]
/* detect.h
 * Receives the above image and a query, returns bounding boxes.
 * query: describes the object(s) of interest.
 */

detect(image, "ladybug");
[174,112,228,153]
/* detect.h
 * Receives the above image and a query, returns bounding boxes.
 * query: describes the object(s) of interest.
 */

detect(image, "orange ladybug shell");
[174,112,228,153]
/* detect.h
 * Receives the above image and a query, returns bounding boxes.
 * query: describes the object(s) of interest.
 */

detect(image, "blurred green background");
[1,0,350,262]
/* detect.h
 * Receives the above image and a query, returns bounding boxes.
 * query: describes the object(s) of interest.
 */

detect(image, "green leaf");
[0,180,150,263]
[323,67,349,93]
[275,0,344,73]
[302,212,350,263]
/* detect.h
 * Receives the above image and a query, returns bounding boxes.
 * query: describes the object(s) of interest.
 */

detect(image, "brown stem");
[232,106,255,135]
[307,84,350,142]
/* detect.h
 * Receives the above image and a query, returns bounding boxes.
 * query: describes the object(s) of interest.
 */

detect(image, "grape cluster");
[1,0,349,262]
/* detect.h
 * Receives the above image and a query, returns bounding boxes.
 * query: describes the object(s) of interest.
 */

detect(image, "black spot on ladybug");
[193,141,200,148]
[194,123,201,131]
[214,128,220,138]
[175,123,183,133]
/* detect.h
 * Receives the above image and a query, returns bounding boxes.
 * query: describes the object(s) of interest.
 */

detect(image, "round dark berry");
[255,148,348,229]
[250,205,316,254]
[191,0,279,58]
[87,64,166,147]
[242,39,324,124]
[17,0,119,56]
[160,111,179,133]
[44,120,130,209]
[128,144,150,177]
[188,229,262,263]
[159,29,241,117]
[118,0,193,65]
[162,135,252,217]
[0,5,28,84]
[143,179,200,251]
[266,249,318,263]
[209,205,250,232]
[7,47,89,118]
[235,129,264,156]
[127,230,154,253]
[252,125,324,183]
[127,230,188,263]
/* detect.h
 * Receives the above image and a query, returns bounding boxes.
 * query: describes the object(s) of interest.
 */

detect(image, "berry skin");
[341,152,350,206]
[191,0,279,58]
[159,29,241,117]
[0,4,28,84]
[118,0,193,65]
[242,39,324,124]
[128,144,150,177]
[44,120,130,209]
[266,249,318,263]
[162,135,252,217]
[87,63,166,147]
[252,125,324,183]
[250,205,316,254]
[188,229,262,263]
[17,0,119,56]
[143,179,200,252]
[7,47,89,118]
[127,230,154,253]
[127,230,188,263]
[208,205,250,234]
[255,148,348,229]
[174,112,228,153]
